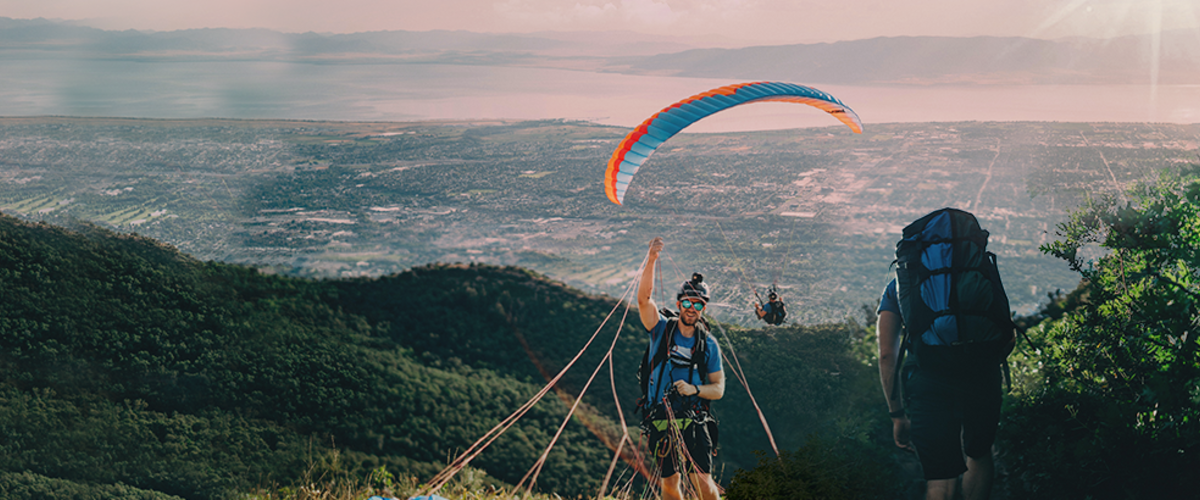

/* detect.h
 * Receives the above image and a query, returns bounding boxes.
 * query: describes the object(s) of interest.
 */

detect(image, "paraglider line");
[517,251,663,497]
[711,321,782,459]
[416,268,641,497]
[772,211,803,287]
[715,221,766,306]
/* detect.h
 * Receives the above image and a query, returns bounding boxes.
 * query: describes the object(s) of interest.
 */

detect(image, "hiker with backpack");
[637,237,725,500]
[876,208,1016,500]
[754,291,787,325]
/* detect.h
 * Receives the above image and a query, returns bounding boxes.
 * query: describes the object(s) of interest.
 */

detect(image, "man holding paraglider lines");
[638,236,725,500]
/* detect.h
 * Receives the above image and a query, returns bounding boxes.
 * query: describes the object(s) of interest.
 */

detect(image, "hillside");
[0,212,894,498]
[0,214,629,498]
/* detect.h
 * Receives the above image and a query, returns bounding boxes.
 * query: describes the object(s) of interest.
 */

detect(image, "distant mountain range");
[2,16,1198,84]
[0,16,700,58]
[623,33,1200,85]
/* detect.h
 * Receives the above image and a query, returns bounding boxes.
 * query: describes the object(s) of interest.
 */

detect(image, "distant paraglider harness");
[757,285,788,326]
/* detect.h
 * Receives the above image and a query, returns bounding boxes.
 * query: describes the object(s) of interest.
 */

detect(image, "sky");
[2,0,1199,45]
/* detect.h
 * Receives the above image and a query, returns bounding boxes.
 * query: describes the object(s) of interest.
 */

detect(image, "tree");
[1039,166,1200,422]
[1000,165,1200,498]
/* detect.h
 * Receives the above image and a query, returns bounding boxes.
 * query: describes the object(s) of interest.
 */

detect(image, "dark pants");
[646,417,714,477]
[904,364,1002,480]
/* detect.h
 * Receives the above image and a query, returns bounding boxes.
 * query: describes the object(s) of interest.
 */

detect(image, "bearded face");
[677,298,705,326]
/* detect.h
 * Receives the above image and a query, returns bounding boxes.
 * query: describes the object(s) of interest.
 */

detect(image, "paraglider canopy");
[605,81,863,205]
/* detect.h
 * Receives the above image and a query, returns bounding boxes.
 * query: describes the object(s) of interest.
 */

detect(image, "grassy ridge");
[0,214,619,498]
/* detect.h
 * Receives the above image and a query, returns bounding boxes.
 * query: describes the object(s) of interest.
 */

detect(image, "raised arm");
[638,237,663,331]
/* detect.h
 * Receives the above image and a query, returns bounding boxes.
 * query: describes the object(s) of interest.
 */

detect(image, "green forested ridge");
[0,212,899,498]
[0,469,184,500]
[0,215,612,498]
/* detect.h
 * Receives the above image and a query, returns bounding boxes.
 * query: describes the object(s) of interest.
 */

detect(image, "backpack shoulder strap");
[650,318,678,379]
[692,321,713,412]
[889,324,909,401]
[654,319,681,405]
[694,321,708,364]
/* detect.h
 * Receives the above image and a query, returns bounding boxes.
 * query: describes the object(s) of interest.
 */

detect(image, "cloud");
[618,0,682,24]
[571,2,619,20]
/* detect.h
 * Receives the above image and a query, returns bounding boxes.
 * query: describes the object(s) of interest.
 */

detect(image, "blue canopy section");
[605,81,862,205]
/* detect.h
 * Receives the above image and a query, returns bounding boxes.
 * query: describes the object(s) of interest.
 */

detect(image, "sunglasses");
[679,299,706,312]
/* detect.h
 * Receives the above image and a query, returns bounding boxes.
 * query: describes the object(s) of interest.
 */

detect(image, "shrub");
[725,435,901,500]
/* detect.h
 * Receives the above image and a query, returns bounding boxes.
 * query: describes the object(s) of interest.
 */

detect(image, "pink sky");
[2,0,1198,45]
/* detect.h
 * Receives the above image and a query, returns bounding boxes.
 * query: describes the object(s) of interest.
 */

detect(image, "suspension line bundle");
[415,248,781,500]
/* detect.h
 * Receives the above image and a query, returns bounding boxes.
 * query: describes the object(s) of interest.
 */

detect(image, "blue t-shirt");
[646,316,723,408]
[877,278,900,315]
[878,278,919,366]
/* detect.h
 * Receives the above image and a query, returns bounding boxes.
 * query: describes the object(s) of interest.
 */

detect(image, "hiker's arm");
[877,310,904,413]
[674,370,725,401]
[877,310,913,451]
[638,237,663,331]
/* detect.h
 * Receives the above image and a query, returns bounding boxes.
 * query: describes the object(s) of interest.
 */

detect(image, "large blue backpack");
[895,208,1015,372]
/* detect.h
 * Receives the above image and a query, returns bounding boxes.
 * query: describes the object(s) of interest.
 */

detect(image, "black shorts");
[903,364,1002,480]
[646,417,714,477]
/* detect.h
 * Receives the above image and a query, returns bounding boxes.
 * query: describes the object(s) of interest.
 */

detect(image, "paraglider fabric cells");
[604,81,863,205]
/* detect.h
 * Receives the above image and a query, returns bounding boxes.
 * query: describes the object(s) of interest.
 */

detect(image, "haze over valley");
[4,117,1196,325]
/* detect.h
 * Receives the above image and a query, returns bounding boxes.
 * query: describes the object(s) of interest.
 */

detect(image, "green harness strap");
[650,418,694,432]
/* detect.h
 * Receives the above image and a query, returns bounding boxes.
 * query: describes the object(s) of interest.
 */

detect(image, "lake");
[0,58,1196,131]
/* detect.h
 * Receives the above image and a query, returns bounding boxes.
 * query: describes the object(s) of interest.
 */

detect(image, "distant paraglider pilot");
[637,237,725,500]
[754,291,788,326]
